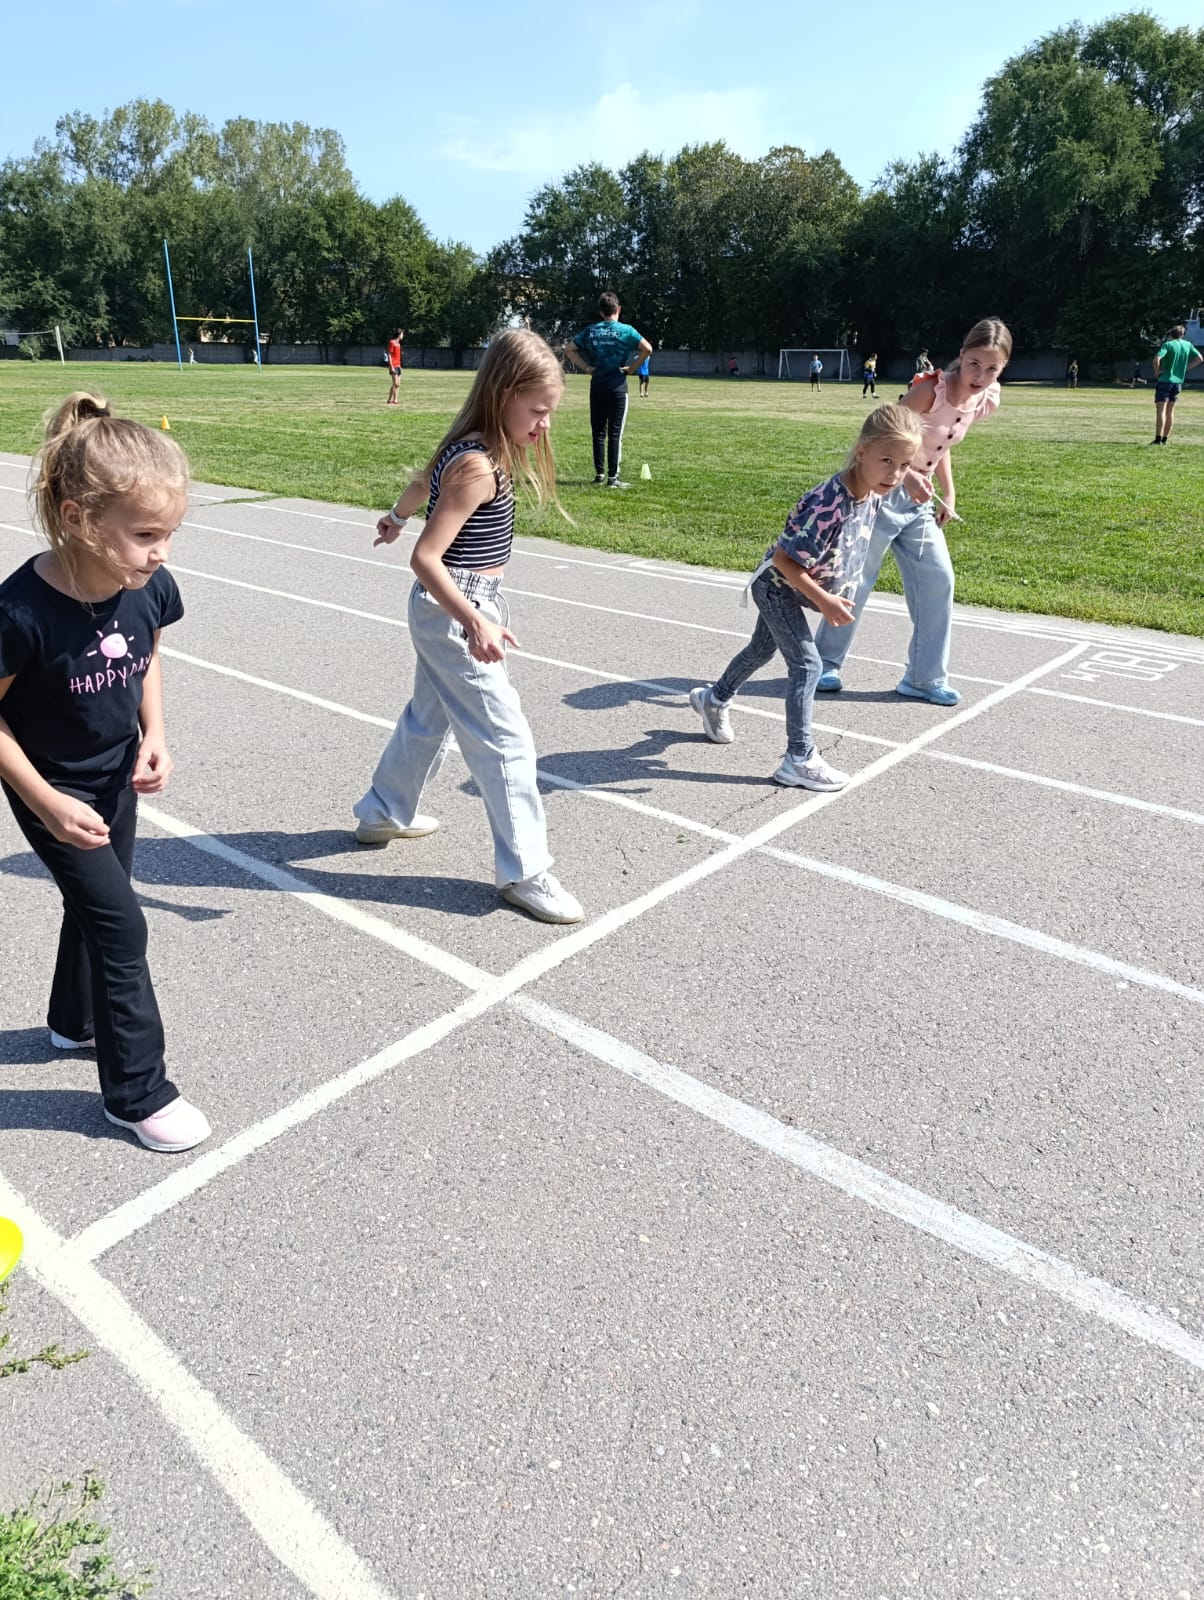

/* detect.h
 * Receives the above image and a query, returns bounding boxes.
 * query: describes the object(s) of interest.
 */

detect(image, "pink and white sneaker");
[104,1097,211,1152]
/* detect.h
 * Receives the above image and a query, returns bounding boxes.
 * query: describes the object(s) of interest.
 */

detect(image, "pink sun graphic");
[87,621,136,661]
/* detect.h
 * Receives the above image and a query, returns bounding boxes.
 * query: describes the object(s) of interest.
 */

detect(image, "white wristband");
[387,508,406,527]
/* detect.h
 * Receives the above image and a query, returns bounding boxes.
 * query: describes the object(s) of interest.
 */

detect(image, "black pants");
[862,376,876,396]
[589,374,629,479]
[5,780,176,1121]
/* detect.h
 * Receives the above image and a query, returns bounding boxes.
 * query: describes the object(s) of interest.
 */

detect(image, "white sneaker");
[104,1096,211,1153]
[771,752,849,791]
[500,872,585,924]
[689,685,734,744]
[607,477,629,489]
[353,815,440,845]
[50,1029,94,1051]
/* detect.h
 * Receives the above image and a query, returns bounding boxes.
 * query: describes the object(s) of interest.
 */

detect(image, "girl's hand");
[904,468,934,505]
[374,514,404,546]
[42,794,110,850]
[819,594,857,627]
[132,737,174,795]
[466,615,519,663]
[934,496,956,528]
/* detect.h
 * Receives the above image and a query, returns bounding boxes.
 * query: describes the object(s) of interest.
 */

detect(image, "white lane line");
[138,803,492,993]
[159,646,1204,992]
[1029,688,1204,729]
[0,1177,397,1600]
[511,998,1204,1375]
[0,528,897,750]
[77,645,1085,1258]
[759,845,1204,1006]
[929,751,1204,826]
[68,986,501,1262]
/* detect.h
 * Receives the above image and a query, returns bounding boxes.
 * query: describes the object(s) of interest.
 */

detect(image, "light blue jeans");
[814,484,955,689]
[712,569,821,759]
[354,576,553,888]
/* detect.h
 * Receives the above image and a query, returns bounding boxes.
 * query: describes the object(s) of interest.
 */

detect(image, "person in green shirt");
[1151,324,1203,443]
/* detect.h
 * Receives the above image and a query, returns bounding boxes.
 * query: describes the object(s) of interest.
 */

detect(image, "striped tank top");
[428,440,514,571]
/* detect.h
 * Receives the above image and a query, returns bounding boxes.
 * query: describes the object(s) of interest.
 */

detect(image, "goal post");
[778,348,851,381]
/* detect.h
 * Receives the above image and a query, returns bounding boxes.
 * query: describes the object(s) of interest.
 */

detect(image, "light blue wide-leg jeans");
[354,581,553,888]
[814,484,955,690]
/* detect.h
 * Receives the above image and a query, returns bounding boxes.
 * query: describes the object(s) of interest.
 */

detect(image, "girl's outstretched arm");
[374,475,431,546]
[0,679,109,848]
[933,453,956,527]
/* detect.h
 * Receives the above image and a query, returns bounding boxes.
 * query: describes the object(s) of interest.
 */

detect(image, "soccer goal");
[778,348,851,381]
[2,325,65,363]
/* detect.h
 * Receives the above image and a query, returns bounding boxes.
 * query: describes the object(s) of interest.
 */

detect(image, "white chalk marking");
[929,751,1204,825]
[137,803,492,993]
[1028,687,1204,728]
[0,1176,397,1600]
[510,998,1204,1375]
[759,844,1204,1006]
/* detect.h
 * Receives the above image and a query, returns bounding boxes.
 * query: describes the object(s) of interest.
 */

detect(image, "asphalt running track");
[1,451,1202,1599]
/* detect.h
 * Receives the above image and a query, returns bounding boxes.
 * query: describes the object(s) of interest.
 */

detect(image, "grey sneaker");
[593,472,606,484]
[689,685,734,744]
[353,815,440,846]
[607,476,629,489]
[500,872,585,924]
[771,753,849,791]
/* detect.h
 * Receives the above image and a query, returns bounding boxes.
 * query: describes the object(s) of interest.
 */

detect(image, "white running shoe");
[104,1096,211,1153]
[689,685,734,744]
[607,477,629,489]
[353,815,440,845]
[771,753,849,791]
[500,872,585,924]
[50,1029,94,1051]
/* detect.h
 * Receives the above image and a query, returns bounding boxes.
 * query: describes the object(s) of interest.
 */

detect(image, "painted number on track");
[1062,651,1180,684]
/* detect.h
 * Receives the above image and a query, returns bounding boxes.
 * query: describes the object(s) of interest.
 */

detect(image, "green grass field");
[1,362,1201,636]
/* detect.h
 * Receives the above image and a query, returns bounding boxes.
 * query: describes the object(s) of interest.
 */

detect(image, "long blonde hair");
[843,403,924,473]
[31,392,189,588]
[946,317,1013,376]
[423,330,564,510]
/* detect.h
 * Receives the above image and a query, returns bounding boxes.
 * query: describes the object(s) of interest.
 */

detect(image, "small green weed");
[0,1474,153,1599]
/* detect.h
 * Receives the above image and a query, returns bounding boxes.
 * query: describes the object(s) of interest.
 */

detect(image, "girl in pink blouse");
[815,317,1012,707]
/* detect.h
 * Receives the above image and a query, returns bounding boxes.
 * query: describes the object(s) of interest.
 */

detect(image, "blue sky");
[5,0,1201,252]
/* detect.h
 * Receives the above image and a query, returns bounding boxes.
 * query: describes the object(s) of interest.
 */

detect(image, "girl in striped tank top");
[353,331,584,925]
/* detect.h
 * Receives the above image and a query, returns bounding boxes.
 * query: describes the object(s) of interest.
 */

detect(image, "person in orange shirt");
[385,329,405,406]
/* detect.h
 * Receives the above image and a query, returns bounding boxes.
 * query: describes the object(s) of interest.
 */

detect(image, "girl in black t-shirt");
[0,393,209,1152]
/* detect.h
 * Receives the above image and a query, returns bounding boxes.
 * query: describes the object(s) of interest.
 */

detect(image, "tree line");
[2,13,1200,370]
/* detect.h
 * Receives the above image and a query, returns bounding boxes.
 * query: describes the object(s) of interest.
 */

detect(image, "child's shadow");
[0,1084,125,1141]
[0,849,229,922]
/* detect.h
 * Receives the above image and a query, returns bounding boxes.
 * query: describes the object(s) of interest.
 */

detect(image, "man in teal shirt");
[1152,323,1203,444]
[566,292,652,488]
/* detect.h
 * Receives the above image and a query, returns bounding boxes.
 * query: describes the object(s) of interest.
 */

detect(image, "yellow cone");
[160,416,171,430]
[640,462,651,480]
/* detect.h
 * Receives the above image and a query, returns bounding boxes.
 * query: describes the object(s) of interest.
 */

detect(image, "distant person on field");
[689,404,923,792]
[1066,358,1079,389]
[637,354,651,397]
[809,355,823,392]
[862,353,878,396]
[815,317,1012,708]
[728,356,739,377]
[1131,359,1143,387]
[385,329,405,406]
[565,292,652,488]
[915,348,934,378]
[1151,324,1202,444]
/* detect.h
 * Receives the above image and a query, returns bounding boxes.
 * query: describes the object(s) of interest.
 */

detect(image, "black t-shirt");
[0,557,184,795]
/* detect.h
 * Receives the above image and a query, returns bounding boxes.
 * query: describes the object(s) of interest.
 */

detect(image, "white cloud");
[438,82,784,178]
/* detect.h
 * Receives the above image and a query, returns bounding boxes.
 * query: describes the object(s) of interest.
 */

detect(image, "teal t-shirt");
[574,319,643,375]
[1157,338,1197,384]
